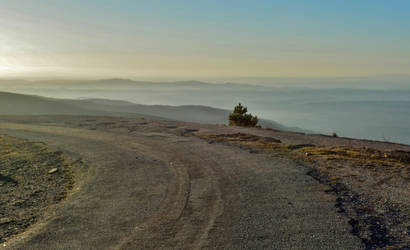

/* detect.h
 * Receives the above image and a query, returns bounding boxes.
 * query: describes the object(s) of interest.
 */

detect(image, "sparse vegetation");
[229,103,258,127]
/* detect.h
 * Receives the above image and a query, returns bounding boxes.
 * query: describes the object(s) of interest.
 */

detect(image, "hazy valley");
[1,78,409,144]
[2,1,410,249]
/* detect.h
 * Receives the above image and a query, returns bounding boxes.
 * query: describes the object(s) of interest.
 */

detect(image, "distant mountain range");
[1,75,410,89]
[0,91,306,132]
[1,78,409,144]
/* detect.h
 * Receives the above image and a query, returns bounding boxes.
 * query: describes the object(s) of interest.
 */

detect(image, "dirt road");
[0,117,363,249]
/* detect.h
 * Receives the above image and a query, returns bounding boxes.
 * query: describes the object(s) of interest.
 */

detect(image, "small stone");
[48,168,58,174]
[0,217,12,225]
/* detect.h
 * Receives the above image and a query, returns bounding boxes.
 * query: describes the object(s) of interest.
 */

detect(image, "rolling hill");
[0,91,304,132]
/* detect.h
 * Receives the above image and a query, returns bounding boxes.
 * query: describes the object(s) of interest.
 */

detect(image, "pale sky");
[1,0,410,80]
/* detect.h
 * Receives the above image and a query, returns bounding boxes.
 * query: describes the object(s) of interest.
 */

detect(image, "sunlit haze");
[1,0,410,81]
[1,2,410,247]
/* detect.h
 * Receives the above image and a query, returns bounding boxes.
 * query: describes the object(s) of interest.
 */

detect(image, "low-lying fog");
[1,77,409,145]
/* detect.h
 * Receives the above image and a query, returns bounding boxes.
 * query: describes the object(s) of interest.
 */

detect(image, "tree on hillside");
[229,103,258,127]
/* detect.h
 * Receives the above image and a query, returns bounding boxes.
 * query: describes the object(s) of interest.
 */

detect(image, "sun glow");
[0,65,13,73]
[0,65,12,70]
[0,65,28,77]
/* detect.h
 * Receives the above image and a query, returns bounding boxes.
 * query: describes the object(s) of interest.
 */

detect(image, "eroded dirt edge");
[0,135,78,243]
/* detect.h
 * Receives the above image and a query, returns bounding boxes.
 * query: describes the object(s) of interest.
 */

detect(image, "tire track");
[135,162,191,232]
[0,118,365,249]
[117,161,190,249]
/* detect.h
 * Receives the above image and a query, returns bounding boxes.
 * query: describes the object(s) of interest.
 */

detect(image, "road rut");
[0,119,363,249]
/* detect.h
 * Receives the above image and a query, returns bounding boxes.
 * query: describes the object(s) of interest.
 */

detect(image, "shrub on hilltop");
[229,103,258,127]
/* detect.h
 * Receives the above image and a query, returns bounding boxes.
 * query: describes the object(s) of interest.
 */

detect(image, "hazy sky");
[1,0,410,80]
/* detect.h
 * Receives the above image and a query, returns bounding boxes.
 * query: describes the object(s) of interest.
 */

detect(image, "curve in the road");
[0,121,364,249]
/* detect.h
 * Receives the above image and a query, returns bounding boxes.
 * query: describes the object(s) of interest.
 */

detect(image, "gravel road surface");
[0,117,364,249]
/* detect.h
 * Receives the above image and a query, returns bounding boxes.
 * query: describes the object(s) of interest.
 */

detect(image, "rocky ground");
[195,133,410,249]
[0,115,408,249]
[0,136,75,243]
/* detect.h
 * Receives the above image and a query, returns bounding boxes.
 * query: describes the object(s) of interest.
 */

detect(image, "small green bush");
[229,103,258,127]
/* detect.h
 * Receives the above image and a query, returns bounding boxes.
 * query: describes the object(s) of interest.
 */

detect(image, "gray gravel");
[0,117,364,249]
